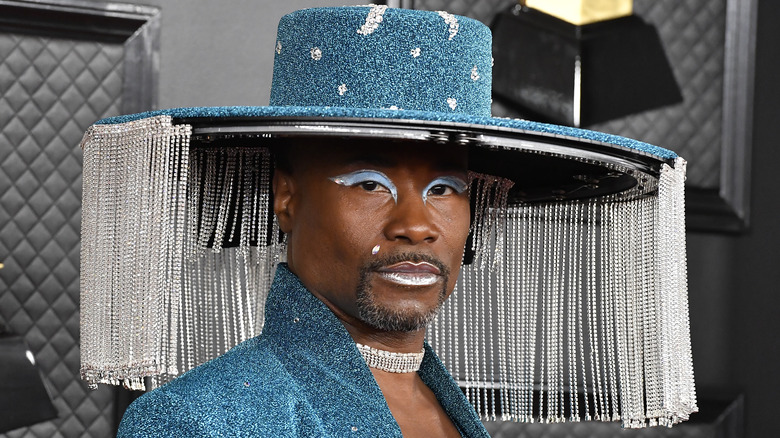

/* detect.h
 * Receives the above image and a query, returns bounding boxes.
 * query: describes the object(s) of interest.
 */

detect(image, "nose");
[383,191,440,245]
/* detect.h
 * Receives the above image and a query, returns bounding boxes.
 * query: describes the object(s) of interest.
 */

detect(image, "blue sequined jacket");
[117,264,490,437]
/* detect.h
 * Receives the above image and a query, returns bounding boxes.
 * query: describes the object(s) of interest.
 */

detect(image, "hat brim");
[95,105,677,203]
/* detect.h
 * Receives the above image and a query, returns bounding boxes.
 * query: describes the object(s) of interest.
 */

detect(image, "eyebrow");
[345,156,467,175]
[346,156,396,168]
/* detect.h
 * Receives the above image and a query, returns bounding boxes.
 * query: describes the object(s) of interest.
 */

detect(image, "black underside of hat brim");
[181,116,668,250]
[185,115,663,203]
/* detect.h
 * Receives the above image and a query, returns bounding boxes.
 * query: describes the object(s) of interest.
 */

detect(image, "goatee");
[355,252,451,332]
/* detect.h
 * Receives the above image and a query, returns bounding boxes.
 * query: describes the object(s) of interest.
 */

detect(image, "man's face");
[274,139,471,333]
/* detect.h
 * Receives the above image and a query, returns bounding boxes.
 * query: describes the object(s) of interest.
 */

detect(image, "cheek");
[446,205,470,286]
[437,197,472,243]
[453,200,472,239]
[432,197,471,271]
[289,195,371,302]
[300,194,387,261]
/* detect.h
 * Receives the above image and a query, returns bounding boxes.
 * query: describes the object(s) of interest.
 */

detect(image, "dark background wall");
[688,1,780,437]
[2,0,778,436]
[727,0,780,436]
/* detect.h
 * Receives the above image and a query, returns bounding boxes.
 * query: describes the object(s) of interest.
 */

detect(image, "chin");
[359,305,439,333]
[356,285,447,333]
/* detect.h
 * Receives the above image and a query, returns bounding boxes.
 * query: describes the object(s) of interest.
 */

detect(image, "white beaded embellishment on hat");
[310,47,322,60]
[471,66,480,81]
[410,47,421,58]
[437,11,459,40]
[275,41,282,54]
[357,5,388,35]
[338,84,348,96]
[447,97,457,110]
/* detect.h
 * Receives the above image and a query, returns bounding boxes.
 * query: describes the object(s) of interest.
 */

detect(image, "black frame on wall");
[0,0,161,115]
[692,0,757,232]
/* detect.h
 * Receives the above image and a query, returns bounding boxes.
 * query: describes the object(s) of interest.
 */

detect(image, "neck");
[344,322,427,354]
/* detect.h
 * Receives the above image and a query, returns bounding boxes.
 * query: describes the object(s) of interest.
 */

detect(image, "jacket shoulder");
[118,338,322,436]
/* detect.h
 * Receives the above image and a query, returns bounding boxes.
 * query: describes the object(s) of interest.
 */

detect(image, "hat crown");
[270,6,493,117]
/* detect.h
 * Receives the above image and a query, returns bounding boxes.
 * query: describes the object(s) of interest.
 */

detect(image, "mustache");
[363,252,450,278]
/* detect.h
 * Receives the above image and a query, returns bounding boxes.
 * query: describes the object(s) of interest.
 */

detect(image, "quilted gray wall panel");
[0,33,123,437]
[589,0,725,189]
[414,0,726,189]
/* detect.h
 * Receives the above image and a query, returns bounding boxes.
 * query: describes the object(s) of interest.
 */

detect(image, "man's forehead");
[285,138,468,173]
[341,152,467,173]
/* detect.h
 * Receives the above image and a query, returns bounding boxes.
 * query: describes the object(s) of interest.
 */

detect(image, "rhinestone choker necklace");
[355,343,425,373]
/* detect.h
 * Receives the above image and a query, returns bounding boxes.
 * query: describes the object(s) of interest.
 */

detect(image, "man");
[118,135,485,436]
[82,5,693,436]
[274,140,473,435]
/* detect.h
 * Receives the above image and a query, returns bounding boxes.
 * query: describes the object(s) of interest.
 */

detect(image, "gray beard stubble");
[355,252,451,332]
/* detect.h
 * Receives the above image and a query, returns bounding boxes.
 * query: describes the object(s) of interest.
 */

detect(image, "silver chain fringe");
[80,117,696,427]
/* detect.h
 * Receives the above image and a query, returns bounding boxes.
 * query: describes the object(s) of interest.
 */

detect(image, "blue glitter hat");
[94,6,681,201]
[271,6,492,118]
[80,6,695,427]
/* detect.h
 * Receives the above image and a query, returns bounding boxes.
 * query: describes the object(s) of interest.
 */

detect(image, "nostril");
[388,220,440,245]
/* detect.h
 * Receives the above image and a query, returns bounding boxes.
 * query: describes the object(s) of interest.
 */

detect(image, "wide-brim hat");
[91,6,677,203]
[79,6,694,428]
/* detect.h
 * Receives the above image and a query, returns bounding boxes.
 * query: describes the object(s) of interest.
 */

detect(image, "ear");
[273,168,295,234]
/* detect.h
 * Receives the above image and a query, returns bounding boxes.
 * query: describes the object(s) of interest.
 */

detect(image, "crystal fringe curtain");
[428,158,696,428]
[80,116,280,390]
[80,116,695,427]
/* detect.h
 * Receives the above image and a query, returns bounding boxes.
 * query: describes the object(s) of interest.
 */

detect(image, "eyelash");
[422,177,468,203]
[428,184,453,196]
[330,170,398,202]
[359,181,383,191]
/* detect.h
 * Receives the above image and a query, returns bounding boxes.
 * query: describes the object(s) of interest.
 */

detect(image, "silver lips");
[376,261,442,286]
[377,271,440,286]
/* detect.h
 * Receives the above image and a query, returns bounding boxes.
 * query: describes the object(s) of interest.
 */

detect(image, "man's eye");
[427,184,453,196]
[421,176,468,204]
[330,170,398,202]
[360,181,383,191]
